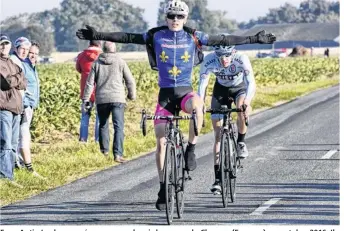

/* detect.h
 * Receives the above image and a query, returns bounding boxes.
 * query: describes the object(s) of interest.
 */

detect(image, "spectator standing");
[10,37,31,169]
[76,40,102,142]
[83,41,136,163]
[324,48,330,57]
[0,35,27,182]
[310,47,314,57]
[18,41,43,178]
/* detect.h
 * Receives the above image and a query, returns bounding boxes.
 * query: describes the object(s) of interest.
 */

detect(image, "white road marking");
[321,149,338,159]
[275,146,288,151]
[254,157,267,162]
[250,198,282,216]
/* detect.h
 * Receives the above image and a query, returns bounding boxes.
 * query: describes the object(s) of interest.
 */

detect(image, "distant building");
[231,22,339,50]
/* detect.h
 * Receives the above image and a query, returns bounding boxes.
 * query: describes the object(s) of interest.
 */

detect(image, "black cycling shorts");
[157,86,194,116]
[211,80,247,110]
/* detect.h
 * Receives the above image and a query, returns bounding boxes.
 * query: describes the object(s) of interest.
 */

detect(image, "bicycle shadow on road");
[183,181,339,225]
[0,200,171,225]
[0,182,339,225]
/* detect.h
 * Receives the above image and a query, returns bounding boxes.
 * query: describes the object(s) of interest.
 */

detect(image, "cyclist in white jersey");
[198,44,256,193]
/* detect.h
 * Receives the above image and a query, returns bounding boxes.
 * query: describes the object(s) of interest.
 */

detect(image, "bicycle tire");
[220,133,230,208]
[164,142,175,224]
[175,141,185,218]
[229,132,238,203]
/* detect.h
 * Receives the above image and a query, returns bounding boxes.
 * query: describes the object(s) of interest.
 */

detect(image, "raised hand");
[255,30,276,44]
[76,25,98,40]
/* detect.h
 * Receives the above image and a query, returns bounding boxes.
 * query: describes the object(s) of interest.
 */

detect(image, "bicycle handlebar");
[206,108,244,113]
[206,106,249,126]
[144,115,193,120]
[140,109,198,136]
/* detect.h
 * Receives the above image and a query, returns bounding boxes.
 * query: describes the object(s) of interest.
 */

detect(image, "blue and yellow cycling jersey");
[143,29,208,88]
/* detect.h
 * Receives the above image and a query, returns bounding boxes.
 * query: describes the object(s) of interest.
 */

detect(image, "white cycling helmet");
[213,34,236,56]
[213,45,235,56]
[164,0,189,16]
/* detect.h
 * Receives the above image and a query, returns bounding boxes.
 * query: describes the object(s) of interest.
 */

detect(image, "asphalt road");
[0,85,340,226]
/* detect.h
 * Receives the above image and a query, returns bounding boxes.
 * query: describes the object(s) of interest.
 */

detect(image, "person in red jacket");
[76,40,102,142]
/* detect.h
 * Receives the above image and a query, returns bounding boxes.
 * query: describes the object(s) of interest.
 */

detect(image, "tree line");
[0,0,339,55]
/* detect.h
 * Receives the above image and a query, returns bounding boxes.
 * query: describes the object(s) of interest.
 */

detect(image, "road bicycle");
[140,107,198,224]
[206,99,248,207]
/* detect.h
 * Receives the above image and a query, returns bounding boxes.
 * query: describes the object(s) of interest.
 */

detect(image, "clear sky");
[0,0,336,27]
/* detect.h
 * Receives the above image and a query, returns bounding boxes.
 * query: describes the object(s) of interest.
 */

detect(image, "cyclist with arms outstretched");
[76,0,275,210]
[198,43,256,194]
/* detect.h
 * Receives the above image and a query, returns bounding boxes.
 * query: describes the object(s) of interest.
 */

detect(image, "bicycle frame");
[206,103,246,206]
[140,109,197,224]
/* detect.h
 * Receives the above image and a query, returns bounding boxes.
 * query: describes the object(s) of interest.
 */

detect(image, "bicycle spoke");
[229,133,238,203]
[220,133,230,208]
[175,142,185,218]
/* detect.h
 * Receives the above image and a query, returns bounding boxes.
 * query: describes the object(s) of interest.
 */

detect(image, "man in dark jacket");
[83,41,136,163]
[0,35,27,181]
[76,40,102,142]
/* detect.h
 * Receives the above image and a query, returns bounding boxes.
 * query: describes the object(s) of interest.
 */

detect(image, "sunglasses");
[167,14,185,20]
[217,53,232,58]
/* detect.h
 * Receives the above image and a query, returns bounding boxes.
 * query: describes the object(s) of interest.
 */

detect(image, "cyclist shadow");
[181,181,339,224]
[1,200,174,225]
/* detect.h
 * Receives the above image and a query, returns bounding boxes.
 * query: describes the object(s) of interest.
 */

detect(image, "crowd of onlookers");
[0,36,136,185]
[0,35,42,185]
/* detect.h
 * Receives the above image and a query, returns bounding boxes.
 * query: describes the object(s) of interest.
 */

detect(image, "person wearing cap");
[10,37,31,69]
[76,40,102,143]
[10,37,31,168]
[76,0,276,211]
[10,37,42,178]
[0,35,27,181]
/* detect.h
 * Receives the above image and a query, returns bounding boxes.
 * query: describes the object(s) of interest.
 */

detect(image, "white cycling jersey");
[197,52,256,101]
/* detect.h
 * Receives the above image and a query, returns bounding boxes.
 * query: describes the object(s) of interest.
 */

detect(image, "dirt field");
[51,47,340,63]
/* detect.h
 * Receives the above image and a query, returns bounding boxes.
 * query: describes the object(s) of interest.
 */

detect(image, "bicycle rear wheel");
[220,133,230,208]
[164,143,175,224]
[229,133,238,203]
[175,142,185,218]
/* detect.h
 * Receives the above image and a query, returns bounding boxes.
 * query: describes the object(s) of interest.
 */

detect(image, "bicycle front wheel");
[220,133,230,208]
[229,133,238,203]
[175,142,185,218]
[164,143,176,224]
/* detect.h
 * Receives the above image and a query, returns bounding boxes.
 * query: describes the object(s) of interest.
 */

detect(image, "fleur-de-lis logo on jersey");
[169,66,182,77]
[181,51,191,63]
[160,51,169,62]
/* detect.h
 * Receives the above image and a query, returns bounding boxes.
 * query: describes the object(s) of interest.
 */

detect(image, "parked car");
[256,48,287,58]
[271,49,287,58]
[39,56,55,64]
[256,52,272,58]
